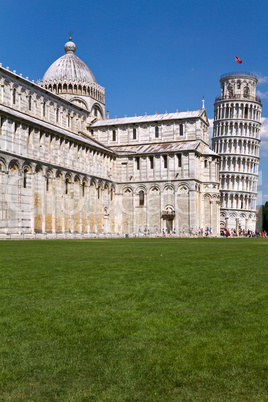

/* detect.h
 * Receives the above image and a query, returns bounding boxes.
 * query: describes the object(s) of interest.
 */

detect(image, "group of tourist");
[134,227,267,238]
[221,229,267,238]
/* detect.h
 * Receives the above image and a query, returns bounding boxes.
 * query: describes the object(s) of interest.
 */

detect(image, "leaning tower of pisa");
[212,73,262,233]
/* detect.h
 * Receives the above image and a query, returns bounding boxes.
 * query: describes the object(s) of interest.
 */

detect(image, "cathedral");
[0,37,260,238]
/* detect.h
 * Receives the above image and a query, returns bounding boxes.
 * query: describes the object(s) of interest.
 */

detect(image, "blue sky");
[1,0,268,202]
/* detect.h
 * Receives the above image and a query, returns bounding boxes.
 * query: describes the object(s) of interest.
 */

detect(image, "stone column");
[174,189,178,235]
[87,182,90,234]
[216,200,220,235]
[210,199,213,230]
[18,172,22,235]
[235,218,239,233]
[146,190,149,232]
[62,176,65,234]
[160,188,163,232]
[189,189,196,232]
[42,173,46,234]
[31,167,35,234]
[70,180,74,234]
[79,182,82,234]
[52,175,56,234]
[132,189,135,234]
[95,186,98,233]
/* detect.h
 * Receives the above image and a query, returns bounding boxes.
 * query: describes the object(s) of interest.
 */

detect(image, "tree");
[256,202,268,232]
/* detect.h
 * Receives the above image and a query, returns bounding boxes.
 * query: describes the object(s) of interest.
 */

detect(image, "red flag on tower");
[235,55,242,64]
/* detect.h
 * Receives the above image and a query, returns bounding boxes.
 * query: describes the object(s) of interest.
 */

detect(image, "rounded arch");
[82,176,88,185]
[163,183,175,192]
[122,186,133,196]
[90,178,97,187]
[55,170,63,179]
[0,157,7,172]
[135,184,147,194]
[8,159,20,172]
[74,174,81,184]
[70,97,88,110]
[177,183,190,194]
[35,164,44,174]
[22,163,32,173]
[164,204,175,212]
[91,103,104,119]
[65,173,72,181]
[46,167,54,177]
[149,185,160,193]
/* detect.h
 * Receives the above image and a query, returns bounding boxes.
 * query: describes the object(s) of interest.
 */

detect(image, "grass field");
[0,238,267,401]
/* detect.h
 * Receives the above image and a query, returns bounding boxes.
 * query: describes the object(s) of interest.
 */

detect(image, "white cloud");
[257,193,268,205]
[260,117,268,149]
[256,74,268,84]
[257,90,268,99]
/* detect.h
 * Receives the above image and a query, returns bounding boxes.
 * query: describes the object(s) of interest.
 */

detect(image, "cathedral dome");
[42,38,97,84]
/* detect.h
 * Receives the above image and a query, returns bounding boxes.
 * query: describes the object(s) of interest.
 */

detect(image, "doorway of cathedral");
[166,218,173,234]
[162,205,175,234]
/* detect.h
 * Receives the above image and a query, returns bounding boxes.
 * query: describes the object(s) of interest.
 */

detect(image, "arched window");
[177,154,181,167]
[155,126,159,138]
[243,87,249,98]
[0,117,3,135]
[112,129,116,141]
[43,102,46,117]
[65,178,69,194]
[23,169,28,188]
[28,95,32,111]
[163,155,168,169]
[46,175,50,191]
[82,182,86,197]
[139,190,144,206]
[13,88,16,104]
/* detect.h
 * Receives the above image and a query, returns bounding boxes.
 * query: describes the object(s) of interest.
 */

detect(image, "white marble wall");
[0,67,221,237]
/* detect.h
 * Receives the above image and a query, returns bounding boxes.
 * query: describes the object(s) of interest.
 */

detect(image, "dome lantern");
[64,37,76,54]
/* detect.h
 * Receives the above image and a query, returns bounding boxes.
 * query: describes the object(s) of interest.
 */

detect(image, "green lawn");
[0,238,267,401]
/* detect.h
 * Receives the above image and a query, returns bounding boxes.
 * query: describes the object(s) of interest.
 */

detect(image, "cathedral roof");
[42,37,97,85]
[91,110,207,127]
[110,141,218,156]
[110,140,201,154]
